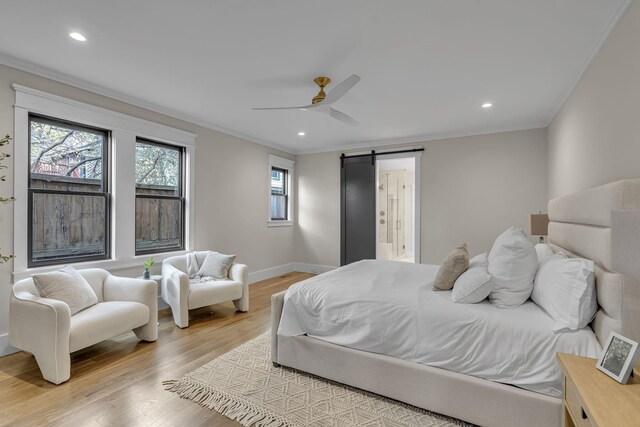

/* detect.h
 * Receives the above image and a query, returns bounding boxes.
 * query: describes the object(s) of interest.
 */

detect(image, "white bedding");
[278,260,602,397]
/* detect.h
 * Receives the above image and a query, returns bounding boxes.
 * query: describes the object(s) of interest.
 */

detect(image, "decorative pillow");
[531,253,597,332]
[186,252,201,278]
[433,243,469,291]
[469,252,487,267]
[197,251,236,280]
[32,265,98,315]
[452,263,493,304]
[535,243,555,264]
[488,227,538,308]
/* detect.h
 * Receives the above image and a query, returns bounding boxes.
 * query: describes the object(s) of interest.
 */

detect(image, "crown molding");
[294,122,548,155]
[545,0,631,126]
[0,53,295,155]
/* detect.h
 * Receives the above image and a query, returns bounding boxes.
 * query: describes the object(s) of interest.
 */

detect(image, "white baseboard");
[0,333,19,356]
[248,263,336,284]
[248,264,297,284]
[291,263,336,275]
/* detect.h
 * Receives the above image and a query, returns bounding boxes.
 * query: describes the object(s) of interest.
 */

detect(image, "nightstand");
[557,352,640,427]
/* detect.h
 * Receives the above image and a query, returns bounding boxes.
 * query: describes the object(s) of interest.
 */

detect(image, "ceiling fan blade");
[321,74,361,105]
[328,107,359,127]
[252,104,317,111]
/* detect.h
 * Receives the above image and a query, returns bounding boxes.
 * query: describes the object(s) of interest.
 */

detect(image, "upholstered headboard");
[547,179,640,346]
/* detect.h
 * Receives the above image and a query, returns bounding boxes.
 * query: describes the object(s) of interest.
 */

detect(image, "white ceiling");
[0,1,629,154]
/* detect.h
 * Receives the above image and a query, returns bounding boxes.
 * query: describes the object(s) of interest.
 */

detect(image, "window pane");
[271,194,287,220]
[136,141,180,196]
[30,119,105,191]
[271,168,285,195]
[31,193,107,262]
[136,197,182,252]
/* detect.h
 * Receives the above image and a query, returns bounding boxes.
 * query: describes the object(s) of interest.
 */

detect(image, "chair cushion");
[197,252,236,280]
[69,301,150,352]
[188,280,243,309]
[33,265,98,315]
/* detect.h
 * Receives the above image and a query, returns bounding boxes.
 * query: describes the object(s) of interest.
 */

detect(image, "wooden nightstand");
[557,352,640,427]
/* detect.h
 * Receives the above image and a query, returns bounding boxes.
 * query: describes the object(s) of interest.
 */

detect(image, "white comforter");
[278,260,602,397]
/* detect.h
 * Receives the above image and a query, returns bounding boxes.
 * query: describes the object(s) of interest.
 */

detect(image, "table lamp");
[529,213,549,244]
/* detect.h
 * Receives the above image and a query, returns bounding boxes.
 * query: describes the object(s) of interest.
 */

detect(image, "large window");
[14,85,196,277]
[28,115,110,267]
[135,139,184,254]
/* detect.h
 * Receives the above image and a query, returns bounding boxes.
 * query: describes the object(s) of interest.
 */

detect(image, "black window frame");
[270,166,288,221]
[27,114,111,268]
[135,138,185,255]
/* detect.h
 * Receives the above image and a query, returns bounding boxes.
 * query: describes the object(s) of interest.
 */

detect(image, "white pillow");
[535,243,555,264]
[488,227,538,308]
[531,253,597,332]
[32,265,98,315]
[469,252,487,267]
[197,251,236,280]
[452,263,493,304]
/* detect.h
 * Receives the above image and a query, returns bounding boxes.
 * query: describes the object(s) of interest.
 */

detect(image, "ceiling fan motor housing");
[312,76,331,104]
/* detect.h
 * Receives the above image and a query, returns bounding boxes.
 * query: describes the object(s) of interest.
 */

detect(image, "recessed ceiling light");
[298,131,306,136]
[69,32,87,42]
[482,103,493,108]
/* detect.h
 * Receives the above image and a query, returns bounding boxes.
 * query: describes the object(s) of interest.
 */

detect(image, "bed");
[270,179,640,427]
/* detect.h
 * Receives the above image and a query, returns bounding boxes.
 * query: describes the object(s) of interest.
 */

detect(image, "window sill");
[268,220,294,228]
[12,249,189,282]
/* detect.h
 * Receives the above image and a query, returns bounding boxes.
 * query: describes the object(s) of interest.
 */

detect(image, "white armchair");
[161,251,248,328]
[9,268,158,384]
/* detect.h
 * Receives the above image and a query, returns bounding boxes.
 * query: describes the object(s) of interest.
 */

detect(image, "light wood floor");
[0,272,313,427]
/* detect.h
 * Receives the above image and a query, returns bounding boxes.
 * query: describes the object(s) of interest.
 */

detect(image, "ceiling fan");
[253,74,361,126]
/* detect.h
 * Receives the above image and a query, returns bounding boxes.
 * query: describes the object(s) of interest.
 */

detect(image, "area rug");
[164,332,469,427]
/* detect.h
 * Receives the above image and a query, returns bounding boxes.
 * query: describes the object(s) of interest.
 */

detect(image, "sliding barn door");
[341,155,376,266]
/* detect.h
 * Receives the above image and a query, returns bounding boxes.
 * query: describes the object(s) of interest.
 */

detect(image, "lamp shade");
[612,210,640,281]
[529,213,549,236]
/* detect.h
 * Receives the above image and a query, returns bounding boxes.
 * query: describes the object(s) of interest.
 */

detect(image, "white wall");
[548,2,640,198]
[422,129,547,262]
[0,64,295,354]
[295,128,548,266]
[294,152,341,267]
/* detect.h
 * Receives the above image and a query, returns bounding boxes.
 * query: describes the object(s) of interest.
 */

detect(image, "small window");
[135,139,184,254]
[28,115,110,266]
[268,155,294,225]
[270,167,288,220]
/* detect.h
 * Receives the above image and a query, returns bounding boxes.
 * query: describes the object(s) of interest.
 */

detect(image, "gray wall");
[548,2,640,198]
[294,128,548,266]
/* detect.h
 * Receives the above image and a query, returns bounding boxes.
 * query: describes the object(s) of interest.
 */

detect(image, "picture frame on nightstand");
[596,332,639,384]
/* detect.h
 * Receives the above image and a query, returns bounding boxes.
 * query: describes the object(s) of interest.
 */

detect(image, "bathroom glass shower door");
[378,170,406,260]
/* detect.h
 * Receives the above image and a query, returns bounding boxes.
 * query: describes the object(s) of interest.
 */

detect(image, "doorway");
[376,156,417,263]
[340,150,421,266]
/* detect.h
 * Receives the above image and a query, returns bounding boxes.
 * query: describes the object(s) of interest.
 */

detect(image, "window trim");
[12,84,197,281]
[27,114,112,267]
[135,138,186,255]
[267,154,294,227]
[270,167,288,221]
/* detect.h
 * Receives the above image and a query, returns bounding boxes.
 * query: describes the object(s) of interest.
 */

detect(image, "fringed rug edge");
[163,378,295,427]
